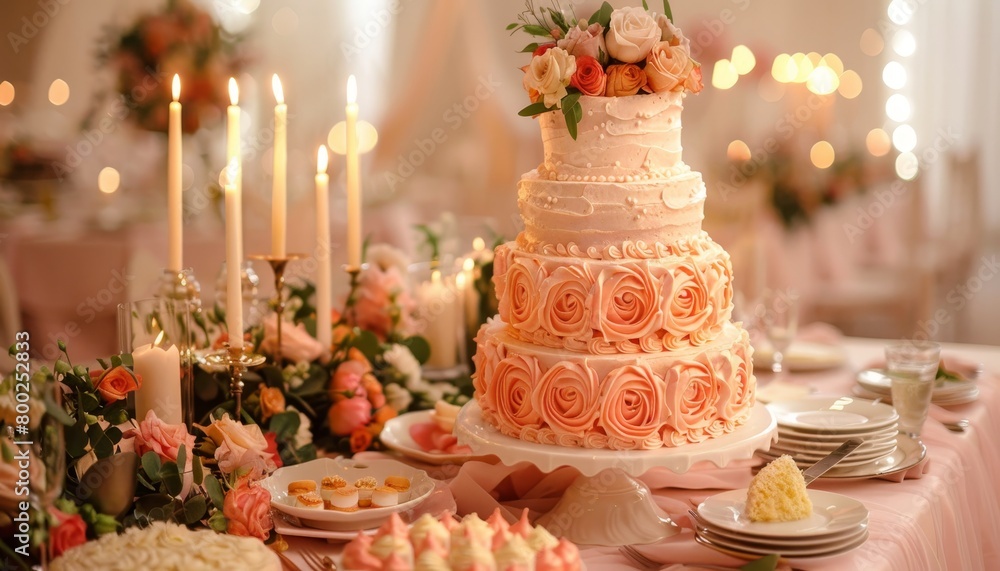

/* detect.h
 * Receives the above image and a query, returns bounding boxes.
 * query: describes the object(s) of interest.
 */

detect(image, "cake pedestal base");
[455,401,776,546]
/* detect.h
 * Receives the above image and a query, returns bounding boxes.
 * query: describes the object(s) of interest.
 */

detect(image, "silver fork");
[300,548,336,571]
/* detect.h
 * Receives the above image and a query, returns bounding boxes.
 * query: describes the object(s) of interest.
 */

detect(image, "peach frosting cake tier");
[472,90,757,451]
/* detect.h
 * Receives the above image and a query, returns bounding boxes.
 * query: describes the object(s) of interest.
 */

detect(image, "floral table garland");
[0,243,491,568]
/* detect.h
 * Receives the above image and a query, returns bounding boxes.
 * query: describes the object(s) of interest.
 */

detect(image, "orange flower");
[361,375,385,409]
[331,324,353,347]
[350,428,373,453]
[374,405,397,425]
[259,386,285,422]
[604,64,647,97]
[348,347,373,373]
[92,366,141,403]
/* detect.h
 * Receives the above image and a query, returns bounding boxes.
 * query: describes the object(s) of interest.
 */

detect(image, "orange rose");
[604,64,647,97]
[93,366,141,403]
[348,347,373,373]
[374,405,397,425]
[644,42,695,93]
[570,55,607,97]
[259,386,285,422]
[361,375,386,409]
[350,428,373,453]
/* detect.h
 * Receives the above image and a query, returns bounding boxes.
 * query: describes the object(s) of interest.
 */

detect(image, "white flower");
[524,47,577,109]
[383,344,423,392]
[367,244,410,273]
[287,406,312,448]
[652,13,691,51]
[384,383,413,412]
[606,6,660,63]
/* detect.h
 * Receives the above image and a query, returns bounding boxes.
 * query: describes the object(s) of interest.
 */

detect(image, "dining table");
[277,334,1000,571]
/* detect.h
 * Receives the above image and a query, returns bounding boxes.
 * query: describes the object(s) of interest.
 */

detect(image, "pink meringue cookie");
[375,512,410,541]
[554,538,582,571]
[382,552,411,571]
[438,510,461,532]
[486,508,512,536]
[417,532,448,558]
[491,527,513,552]
[534,547,564,571]
[509,508,533,538]
[341,533,381,571]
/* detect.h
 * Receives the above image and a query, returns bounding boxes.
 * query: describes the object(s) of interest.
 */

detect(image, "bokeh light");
[98,167,120,194]
[0,81,13,106]
[712,59,739,90]
[895,151,919,180]
[892,124,917,153]
[866,128,891,157]
[882,61,907,90]
[838,70,863,99]
[886,93,912,122]
[727,140,752,162]
[860,28,884,57]
[810,141,835,169]
[48,79,69,105]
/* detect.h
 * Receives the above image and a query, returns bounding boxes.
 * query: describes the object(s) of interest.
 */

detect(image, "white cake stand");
[455,401,777,546]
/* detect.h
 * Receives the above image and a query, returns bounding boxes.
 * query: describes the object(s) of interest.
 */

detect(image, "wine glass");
[756,289,800,377]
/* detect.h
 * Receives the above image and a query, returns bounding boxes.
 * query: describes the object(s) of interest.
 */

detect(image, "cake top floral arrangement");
[511,0,703,138]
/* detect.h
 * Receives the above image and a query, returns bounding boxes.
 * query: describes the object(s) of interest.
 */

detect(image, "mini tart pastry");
[371,486,399,508]
[320,475,348,501]
[384,476,411,501]
[287,480,317,497]
[328,486,360,512]
[355,476,378,507]
[295,492,323,510]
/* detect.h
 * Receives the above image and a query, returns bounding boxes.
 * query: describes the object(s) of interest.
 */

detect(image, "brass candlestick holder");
[251,254,305,367]
[203,343,266,418]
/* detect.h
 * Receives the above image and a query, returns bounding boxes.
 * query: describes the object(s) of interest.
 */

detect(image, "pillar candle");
[345,75,361,269]
[224,159,243,349]
[133,340,182,425]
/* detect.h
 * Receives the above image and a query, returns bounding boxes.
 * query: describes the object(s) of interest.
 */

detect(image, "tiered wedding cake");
[472,4,754,451]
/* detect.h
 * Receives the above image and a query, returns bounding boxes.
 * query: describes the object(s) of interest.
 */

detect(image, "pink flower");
[532,361,600,436]
[598,364,664,446]
[125,410,196,471]
[557,23,606,61]
[592,263,662,343]
[328,396,373,436]
[224,476,273,541]
[487,354,541,433]
[349,262,416,340]
[537,266,593,339]
[331,360,368,401]
[48,507,87,559]
[197,414,277,477]
[260,314,325,362]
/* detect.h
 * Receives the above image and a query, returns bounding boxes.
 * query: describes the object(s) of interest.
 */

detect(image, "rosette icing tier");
[474,319,755,450]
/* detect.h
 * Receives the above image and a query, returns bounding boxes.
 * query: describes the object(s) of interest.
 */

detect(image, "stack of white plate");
[760,396,899,470]
[854,368,980,406]
[694,489,869,558]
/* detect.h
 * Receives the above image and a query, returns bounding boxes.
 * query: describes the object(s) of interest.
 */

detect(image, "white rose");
[286,406,313,448]
[523,47,577,109]
[606,6,660,63]
[384,383,413,412]
[652,13,691,51]
[384,344,423,390]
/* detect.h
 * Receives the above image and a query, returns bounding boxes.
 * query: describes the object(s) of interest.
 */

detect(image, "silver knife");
[802,438,864,485]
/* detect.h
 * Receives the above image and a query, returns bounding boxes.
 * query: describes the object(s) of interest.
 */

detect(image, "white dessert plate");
[261,457,434,531]
[775,430,897,451]
[695,528,869,558]
[697,489,868,539]
[695,514,867,546]
[767,440,896,462]
[767,396,898,433]
[271,510,379,541]
[696,523,867,553]
[754,341,846,372]
[455,401,778,477]
[776,423,898,441]
[380,410,486,465]
[759,445,895,469]
[811,434,926,481]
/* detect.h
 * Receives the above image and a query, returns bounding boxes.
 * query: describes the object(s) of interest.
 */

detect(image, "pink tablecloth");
[283,337,1000,570]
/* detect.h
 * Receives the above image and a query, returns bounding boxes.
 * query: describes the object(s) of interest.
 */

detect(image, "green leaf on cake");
[518,101,553,117]
[592,2,615,29]
[663,0,674,22]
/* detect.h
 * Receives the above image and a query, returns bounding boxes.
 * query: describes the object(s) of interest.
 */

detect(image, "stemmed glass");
[756,289,800,377]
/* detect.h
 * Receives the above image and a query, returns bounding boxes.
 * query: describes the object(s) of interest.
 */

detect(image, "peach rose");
[361,375,386,409]
[592,263,662,343]
[224,476,273,541]
[92,366,141,403]
[259,386,285,422]
[723,343,754,420]
[350,428,373,453]
[260,315,325,363]
[557,22,606,61]
[472,337,506,408]
[684,64,704,93]
[606,6,660,63]
[569,55,607,97]
[197,414,277,477]
[598,364,663,444]
[644,42,694,93]
[538,266,594,339]
[662,355,720,433]
[523,47,577,109]
[661,260,711,343]
[48,507,88,559]
[328,396,372,436]
[330,360,367,402]
[691,258,732,345]
[487,354,542,431]
[604,64,647,97]
[126,409,196,470]
[531,361,601,436]
[499,258,545,334]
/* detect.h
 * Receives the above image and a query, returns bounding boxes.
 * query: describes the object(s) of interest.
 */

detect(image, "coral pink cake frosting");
[472,73,755,453]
